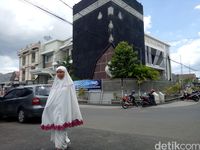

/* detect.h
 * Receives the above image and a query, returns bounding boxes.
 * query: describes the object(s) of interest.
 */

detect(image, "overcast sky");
[0,0,200,76]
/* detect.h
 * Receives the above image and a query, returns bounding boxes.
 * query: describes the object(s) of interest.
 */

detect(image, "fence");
[78,79,176,104]
[102,79,175,93]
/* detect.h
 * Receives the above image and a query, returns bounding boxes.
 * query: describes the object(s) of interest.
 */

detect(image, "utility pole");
[189,63,191,74]
[180,55,183,91]
[180,55,183,75]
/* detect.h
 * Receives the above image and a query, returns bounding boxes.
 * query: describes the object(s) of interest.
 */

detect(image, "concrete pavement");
[0,100,199,150]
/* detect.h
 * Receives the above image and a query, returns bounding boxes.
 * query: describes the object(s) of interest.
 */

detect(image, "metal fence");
[102,79,175,93]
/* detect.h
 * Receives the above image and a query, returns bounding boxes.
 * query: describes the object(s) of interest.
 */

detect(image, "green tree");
[108,41,139,78]
[108,41,139,96]
[133,65,160,95]
[61,56,73,73]
[109,41,160,96]
[60,56,79,80]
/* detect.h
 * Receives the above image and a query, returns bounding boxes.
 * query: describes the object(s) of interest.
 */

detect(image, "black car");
[0,85,51,123]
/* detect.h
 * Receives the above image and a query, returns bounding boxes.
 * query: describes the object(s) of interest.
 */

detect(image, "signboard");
[74,80,101,90]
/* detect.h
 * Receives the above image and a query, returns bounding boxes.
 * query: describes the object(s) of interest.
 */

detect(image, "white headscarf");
[41,66,83,130]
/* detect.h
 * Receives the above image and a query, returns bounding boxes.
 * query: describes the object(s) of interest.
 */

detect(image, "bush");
[165,83,181,95]
[78,88,86,99]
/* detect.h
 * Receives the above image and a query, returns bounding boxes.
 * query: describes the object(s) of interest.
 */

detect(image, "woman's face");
[56,69,65,80]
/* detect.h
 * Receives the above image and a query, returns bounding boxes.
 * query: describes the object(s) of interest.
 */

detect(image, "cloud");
[0,0,73,73]
[170,38,200,75]
[144,15,152,34]
[194,4,200,10]
[0,55,18,73]
[198,32,200,36]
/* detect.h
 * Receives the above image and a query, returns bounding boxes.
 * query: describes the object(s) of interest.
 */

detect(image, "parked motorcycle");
[140,90,157,107]
[181,91,200,102]
[121,90,141,109]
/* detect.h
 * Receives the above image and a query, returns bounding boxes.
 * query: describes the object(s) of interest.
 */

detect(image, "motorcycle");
[121,90,141,109]
[140,90,157,107]
[181,91,200,102]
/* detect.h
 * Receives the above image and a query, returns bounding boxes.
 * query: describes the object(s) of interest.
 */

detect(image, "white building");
[30,38,72,84]
[18,38,72,84]
[145,34,172,80]
[18,42,41,82]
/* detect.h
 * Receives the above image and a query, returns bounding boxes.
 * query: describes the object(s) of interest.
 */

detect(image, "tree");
[133,65,160,95]
[108,41,139,78]
[109,41,160,96]
[60,56,79,80]
[108,41,139,96]
[60,55,73,74]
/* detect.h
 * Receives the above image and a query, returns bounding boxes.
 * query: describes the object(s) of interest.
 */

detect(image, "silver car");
[0,84,51,123]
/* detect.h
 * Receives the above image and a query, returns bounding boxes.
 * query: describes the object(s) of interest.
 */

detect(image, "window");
[5,89,32,99]
[4,90,17,99]
[22,70,25,81]
[20,89,33,97]
[22,56,26,66]
[15,89,26,97]
[151,48,157,64]
[32,52,36,63]
[35,86,51,96]
[45,55,53,63]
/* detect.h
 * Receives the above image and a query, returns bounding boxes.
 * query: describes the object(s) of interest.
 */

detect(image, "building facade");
[92,35,172,80]
[30,38,72,84]
[145,34,172,80]
[73,0,145,79]
[18,42,41,82]
[72,0,172,80]
[18,38,72,84]
[0,71,20,96]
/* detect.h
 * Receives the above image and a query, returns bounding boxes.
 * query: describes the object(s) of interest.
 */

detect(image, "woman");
[41,66,83,150]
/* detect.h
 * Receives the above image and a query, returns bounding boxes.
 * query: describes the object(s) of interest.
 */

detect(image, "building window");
[22,56,26,66]
[45,54,53,63]
[151,48,157,64]
[32,52,36,63]
[22,70,25,81]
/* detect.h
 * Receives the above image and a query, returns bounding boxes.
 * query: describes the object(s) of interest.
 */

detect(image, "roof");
[145,34,170,47]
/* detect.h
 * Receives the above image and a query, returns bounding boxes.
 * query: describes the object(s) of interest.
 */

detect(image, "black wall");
[73,0,145,79]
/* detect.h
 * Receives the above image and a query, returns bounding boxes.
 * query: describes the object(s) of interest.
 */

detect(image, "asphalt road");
[0,101,200,150]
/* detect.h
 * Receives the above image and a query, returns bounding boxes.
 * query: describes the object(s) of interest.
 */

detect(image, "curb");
[79,97,182,107]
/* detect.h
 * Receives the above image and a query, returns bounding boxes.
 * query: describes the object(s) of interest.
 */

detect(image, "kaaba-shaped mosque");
[72,0,172,80]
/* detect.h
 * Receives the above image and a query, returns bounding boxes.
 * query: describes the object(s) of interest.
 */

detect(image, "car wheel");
[18,109,27,123]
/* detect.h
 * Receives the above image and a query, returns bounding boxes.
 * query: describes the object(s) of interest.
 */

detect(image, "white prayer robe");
[41,66,83,149]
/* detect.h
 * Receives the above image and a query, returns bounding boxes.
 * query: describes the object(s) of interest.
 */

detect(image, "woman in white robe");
[41,66,83,150]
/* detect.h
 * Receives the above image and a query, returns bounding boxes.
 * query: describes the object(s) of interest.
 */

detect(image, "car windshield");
[35,86,51,96]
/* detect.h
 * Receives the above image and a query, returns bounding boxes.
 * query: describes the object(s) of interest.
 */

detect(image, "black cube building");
[73,0,145,79]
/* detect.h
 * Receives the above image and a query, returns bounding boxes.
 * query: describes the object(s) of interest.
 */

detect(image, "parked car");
[0,84,51,123]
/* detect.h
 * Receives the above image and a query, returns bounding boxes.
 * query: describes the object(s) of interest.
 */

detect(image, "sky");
[0,0,200,76]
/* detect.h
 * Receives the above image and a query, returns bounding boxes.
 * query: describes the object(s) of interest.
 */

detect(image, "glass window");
[32,52,36,63]
[22,56,26,66]
[4,90,17,99]
[35,86,51,96]
[45,55,53,63]
[15,89,25,97]
[22,89,33,97]
[22,70,25,81]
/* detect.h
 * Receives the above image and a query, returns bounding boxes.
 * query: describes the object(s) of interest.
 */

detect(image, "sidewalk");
[152,100,198,108]
[80,97,198,109]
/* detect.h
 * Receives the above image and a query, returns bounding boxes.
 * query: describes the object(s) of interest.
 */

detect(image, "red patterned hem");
[41,119,83,130]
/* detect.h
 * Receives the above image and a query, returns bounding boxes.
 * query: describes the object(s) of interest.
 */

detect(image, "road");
[0,100,199,150]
